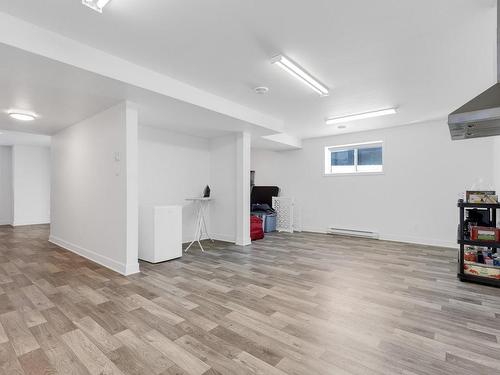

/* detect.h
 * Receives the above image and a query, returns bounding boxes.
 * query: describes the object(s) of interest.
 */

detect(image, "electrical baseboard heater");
[327,227,379,240]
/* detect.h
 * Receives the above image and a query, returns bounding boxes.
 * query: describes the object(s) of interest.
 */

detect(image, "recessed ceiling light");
[326,108,397,125]
[82,0,111,13]
[271,55,329,97]
[254,87,269,95]
[8,111,37,122]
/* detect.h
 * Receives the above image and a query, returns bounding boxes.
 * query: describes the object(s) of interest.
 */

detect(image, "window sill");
[323,171,385,177]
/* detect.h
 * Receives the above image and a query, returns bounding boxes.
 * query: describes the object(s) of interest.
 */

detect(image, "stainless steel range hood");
[448,1,500,140]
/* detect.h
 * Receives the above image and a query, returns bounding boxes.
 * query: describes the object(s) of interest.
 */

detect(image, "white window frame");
[324,141,384,176]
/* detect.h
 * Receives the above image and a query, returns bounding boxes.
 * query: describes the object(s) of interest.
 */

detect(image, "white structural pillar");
[50,102,139,276]
[236,132,251,246]
[125,103,139,275]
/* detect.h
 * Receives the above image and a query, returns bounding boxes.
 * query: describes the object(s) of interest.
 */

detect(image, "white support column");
[125,102,139,275]
[236,132,251,246]
[49,101,139,276]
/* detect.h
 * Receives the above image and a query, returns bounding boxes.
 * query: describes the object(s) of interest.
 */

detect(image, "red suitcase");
[250,215,264,241]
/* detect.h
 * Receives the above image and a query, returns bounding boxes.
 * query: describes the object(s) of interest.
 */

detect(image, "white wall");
[210,134,238,242]
[138,126,210,243]
[0,146,13,225]
[252,119,496,248]
[50,102,139,275]
[11,145,51,226]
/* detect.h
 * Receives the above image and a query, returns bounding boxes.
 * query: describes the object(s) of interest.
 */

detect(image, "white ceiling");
[0,0,497,141]
[0,43,274,138]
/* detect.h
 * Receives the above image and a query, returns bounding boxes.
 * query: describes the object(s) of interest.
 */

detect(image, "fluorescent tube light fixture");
[82,0,111,13]
[326,108,397,125]
[271,55,329,97]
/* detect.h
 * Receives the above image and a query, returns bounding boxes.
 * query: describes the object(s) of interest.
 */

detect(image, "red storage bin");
[250,215,264,241]
[470,226,500,242]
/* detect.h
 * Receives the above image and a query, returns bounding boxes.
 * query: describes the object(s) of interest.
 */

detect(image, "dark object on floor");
[250,215,264,241]
[252,212,277,233]
[251,186,280,207]
[251,203,276,213]
[203,185,211,198]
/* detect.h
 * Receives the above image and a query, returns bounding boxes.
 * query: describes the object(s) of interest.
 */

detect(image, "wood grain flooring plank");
[107,345,155,375]
[73,316,122,354]
[126,294,184,325]
[234,351,289,375]
[209,325,283,367]
[18,348,56,375]
[129,308,184,341]
[73,285,109,305]
[114,329,174,374]
[153,296,217,331]
[226,311,325,358]
[142,330,210,375]
[61,329,123,375]
[174,334,253,375]
[22,308,47,329]
[21,285,54,311]
[30,323,90,375]
[176,321,242,360]
[0,342,25,375]
[41,307,77,335]
[0,311,40,356]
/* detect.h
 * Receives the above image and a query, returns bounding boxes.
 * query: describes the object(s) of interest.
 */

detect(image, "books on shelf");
[466,190,497,204]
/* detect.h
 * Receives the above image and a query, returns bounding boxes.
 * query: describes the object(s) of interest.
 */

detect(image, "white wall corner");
[236,132,251,246]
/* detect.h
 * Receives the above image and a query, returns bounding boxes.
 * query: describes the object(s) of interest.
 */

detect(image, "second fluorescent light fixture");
[326,108,397,125]
[271,55,329,97]
[82,0,111,13]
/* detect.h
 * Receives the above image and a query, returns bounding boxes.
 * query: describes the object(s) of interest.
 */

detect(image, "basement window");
[324,141,383,175]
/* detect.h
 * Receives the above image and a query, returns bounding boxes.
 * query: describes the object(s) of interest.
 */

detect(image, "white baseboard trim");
[211,233,236,243]
[182,235,211,244]
[380,234,457,249]
[49,235,140,276]
[301,227,457,249]
[13,219,50,227]
[0,220,12,226]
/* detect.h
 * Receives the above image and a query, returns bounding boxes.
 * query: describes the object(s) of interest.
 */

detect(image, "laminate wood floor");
[1,225,500,374]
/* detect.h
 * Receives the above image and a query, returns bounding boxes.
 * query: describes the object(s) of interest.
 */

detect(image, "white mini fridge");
[139,205,182,263]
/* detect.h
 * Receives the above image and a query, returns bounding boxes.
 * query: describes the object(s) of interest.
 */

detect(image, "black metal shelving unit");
[457,200,500,287]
